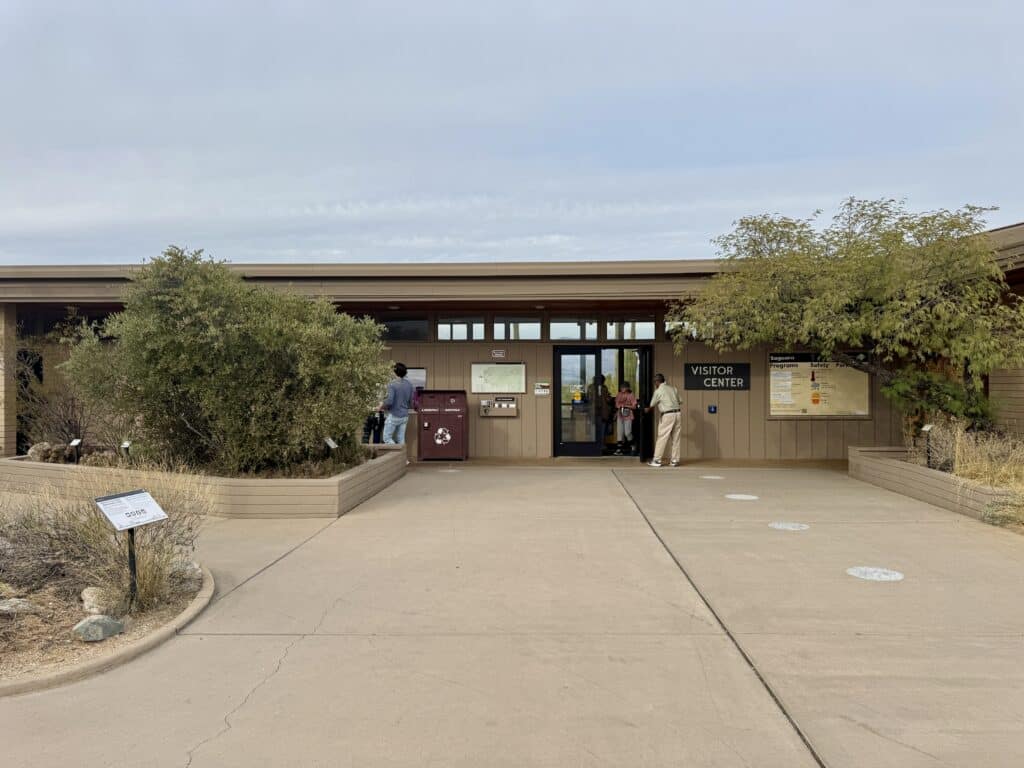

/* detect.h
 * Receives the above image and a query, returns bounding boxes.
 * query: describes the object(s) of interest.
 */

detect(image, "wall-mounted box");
[480,396,518,417]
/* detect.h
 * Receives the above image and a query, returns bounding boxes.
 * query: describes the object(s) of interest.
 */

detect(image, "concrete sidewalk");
[3,464,1022,766]
[1,466,815,768]
[616,466,1024,767]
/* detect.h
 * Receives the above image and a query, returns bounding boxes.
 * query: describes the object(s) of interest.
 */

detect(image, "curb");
[0,564,216,699]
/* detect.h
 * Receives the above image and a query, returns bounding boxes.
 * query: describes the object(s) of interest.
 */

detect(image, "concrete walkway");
[3,465,1023,766]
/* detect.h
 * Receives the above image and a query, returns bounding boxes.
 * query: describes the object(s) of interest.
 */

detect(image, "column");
[0,303,16,456]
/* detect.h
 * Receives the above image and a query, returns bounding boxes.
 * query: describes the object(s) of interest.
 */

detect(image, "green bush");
[62,247,390,475]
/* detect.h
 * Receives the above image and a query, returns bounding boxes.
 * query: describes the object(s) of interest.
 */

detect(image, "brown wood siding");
[386,341,554,460]
[0,304,15,456]
[390,340,902,459]
[990,368,1024,436]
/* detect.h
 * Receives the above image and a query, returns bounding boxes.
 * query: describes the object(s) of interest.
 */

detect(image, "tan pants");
[654,411,682,464]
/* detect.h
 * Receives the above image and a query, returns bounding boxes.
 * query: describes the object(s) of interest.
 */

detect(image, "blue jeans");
[382,414,409,445]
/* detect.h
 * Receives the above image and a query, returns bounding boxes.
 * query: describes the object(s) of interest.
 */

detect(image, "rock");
[0,598,41,616]
[46,443,69,463]
[81,587,113,615]
[27,442,52,461]
[170,560,203,591]
[72,615,124,642]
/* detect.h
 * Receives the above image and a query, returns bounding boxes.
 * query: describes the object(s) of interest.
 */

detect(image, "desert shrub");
[0,466,209,612]
[908,418,1024,520]
[62,247,390,476]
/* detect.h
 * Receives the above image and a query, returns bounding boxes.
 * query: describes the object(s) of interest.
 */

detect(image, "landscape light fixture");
[69,437,82,464]
[324,437,338,450]
[921,424,934,468]
[120,440,131,460]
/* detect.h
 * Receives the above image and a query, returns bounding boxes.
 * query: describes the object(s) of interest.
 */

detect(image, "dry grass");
[0,465,209,614]
[908,418,1024,526]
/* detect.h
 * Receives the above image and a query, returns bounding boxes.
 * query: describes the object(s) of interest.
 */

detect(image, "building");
[2,223,1022,462]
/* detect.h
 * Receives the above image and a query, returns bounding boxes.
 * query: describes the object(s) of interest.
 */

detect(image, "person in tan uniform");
[643,372,682,467]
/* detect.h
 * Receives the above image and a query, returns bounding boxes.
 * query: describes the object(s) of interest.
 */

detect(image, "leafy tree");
[668,199,1024,428]
[63,247,390,475]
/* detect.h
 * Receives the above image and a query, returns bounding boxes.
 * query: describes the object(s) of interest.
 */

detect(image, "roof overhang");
[0,260,722,304]
[2,222,1021,304]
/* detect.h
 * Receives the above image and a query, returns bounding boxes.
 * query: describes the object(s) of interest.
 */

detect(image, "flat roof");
[2,223,1020,304]
[0,259,726,304]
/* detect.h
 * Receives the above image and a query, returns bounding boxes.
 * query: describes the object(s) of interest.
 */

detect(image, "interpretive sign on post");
[95,489,168,532]
[95,490,168,611]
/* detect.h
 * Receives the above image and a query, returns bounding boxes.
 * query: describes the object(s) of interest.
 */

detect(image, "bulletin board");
[471,362,527,394]
[769,353,870,417]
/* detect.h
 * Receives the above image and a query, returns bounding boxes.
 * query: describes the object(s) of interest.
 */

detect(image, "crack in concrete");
[182,636,302,768]
[309,579,370,635]
[838,715,953,766]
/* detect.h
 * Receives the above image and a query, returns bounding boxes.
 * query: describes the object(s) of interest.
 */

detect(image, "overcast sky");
[1,1,1021,264]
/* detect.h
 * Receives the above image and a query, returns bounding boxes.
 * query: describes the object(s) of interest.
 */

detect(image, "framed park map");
[471,362,526,394]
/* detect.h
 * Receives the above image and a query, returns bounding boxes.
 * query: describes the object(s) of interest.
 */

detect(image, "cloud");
[0,1,1021,264]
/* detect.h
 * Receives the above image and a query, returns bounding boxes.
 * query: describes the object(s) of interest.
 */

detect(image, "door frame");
[552,344,654,459]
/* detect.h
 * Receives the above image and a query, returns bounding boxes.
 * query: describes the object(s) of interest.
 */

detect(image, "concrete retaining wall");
[848,446,1016,521]
[0,445,406,519]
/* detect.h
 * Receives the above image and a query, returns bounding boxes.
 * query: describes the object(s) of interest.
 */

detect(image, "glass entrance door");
[554,348,601,456]
[554,346,653,458]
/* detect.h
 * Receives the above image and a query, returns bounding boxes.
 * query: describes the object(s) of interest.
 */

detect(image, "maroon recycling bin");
[418,390,469,461]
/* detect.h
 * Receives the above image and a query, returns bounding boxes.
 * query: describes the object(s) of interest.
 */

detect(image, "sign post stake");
[127,528,138,610]
[94,489,169,613]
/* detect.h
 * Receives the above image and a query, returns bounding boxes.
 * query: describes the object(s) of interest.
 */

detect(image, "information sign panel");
[471,362,526,394]
[95,489,168,532]
[769,353,869,417]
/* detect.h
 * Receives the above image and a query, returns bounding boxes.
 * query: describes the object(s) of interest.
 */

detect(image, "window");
[606,319,656,340]
[550,319,598,341]
[665,320,698,341]
[438,317,486,341]
[493,317,542,341]
[380,318,430,342]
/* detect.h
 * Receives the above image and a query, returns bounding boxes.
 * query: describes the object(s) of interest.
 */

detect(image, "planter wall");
[0,445,407,519]
[848,446,1016,521]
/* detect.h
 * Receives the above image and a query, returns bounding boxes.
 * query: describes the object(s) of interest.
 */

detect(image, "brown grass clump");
[908,418,1024,526]
[0,465,209,614]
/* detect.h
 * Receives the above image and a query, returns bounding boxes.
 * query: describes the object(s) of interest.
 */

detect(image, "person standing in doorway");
[643,372,682,467]
[382,362,414,445]
[614,381,637,455]
[587,374,614,450]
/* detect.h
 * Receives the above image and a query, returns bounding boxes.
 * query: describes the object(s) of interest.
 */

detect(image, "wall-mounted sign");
[769,352,869,417]
[95,489,168,532]
[406,367,427,391]
[684,363,750,390]
[490,349,507,359]
[471,362,526,393]
[534,381,551,396]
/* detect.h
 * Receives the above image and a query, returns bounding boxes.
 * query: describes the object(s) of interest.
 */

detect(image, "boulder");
[170,560,203,592]
[72,615,124,642]
[0,598,41,616]
[27,442,52,461]
[81,587,114,615]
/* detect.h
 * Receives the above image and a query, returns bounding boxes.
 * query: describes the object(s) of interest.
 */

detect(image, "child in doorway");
[614,381,638,455]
